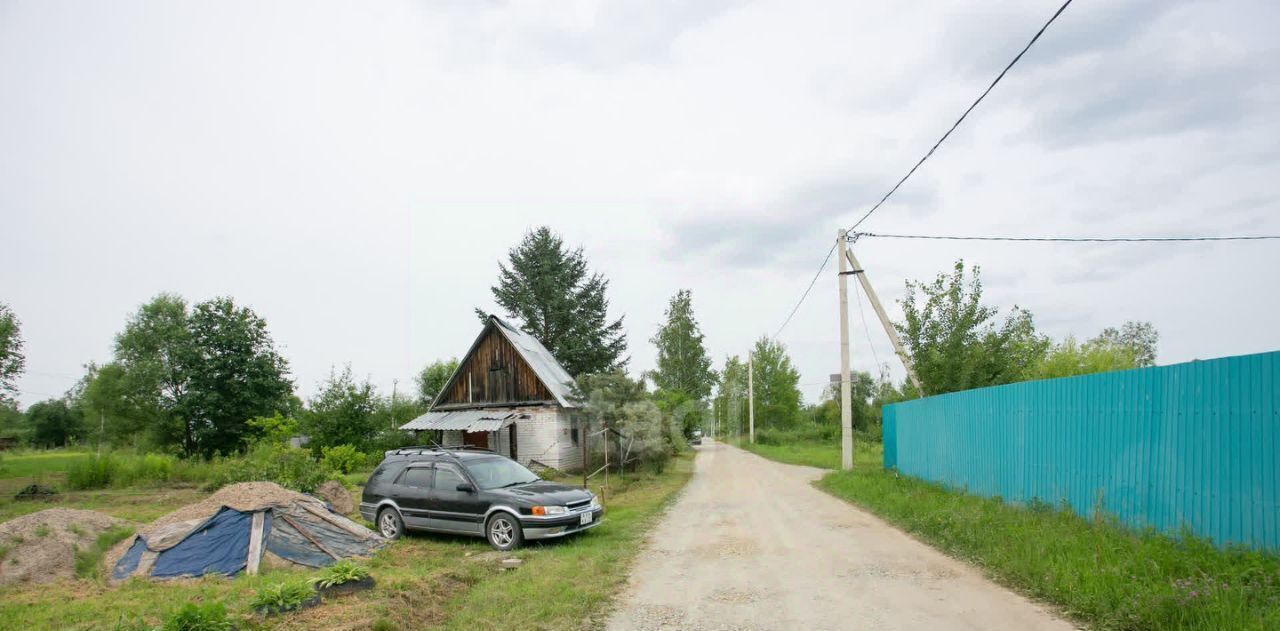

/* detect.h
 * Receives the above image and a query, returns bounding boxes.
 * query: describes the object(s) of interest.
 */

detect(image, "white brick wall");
[438,406,583,472]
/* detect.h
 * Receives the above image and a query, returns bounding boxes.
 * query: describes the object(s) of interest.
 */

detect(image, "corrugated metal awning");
[399,410,524,432]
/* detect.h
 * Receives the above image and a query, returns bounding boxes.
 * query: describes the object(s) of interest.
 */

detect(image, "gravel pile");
[0,508,128,586]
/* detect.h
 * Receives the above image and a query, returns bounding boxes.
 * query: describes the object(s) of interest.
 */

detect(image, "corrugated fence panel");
[882,351,1280,550]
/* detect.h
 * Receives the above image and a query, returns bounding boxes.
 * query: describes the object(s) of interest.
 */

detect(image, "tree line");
[0,235,1159,458]
[713,259,1159,440]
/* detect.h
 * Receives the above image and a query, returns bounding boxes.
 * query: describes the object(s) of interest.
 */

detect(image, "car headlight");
[590,494,601,508]
[531,505,568,516]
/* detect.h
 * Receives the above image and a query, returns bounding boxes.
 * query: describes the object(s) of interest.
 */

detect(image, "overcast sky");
[3,0,1278,408]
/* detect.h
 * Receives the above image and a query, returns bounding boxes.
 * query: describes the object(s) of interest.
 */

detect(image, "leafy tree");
[810,372,877,431]
[650,290,716,437]
[1091,321,1158,367]
[26,399,84,447]
[480,227,627,376]
[102,294,292,456]
[713,355,749,438]
[0,302,25,403]
[112,294,192,449]
[749,337,803,430]
[415,358,458,406]
[180,297,293,456]
[0,400,29,444]
[1034,336,1141,379]
[371,389,425,433]
[650,290,717,400]
[897,261,1050,395]
[304,365,378,454]
[75,362,149,448]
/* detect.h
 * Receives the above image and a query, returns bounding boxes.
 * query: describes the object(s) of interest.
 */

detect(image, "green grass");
[74,526,136,579]
[742,437,1280,630]
[0,453,695,630]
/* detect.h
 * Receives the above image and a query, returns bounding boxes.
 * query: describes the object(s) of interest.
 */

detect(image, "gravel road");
[605,440,1074,631]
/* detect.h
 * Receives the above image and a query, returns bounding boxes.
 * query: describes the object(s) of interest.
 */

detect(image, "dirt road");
[605,441,1074,631]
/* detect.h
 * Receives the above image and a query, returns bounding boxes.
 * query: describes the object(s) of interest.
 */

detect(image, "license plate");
[580,511,593,525]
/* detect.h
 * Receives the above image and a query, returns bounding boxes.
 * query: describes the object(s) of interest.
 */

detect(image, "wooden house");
[400,315,583,471]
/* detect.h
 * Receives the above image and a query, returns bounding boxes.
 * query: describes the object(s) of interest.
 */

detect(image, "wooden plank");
[298,502,374,539]
[245,511,266,575]
[279,513,340,560]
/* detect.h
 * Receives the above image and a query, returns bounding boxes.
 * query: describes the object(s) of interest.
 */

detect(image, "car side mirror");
[456,483,476,493]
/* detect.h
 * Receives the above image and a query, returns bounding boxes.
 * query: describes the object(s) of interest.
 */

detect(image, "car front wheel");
[486,512,523,551]
[377,507,404,540]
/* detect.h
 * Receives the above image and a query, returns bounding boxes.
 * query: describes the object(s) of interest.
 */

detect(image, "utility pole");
[391,379,398,430]
[747,351,755,444]
[837,230,854,471]
[844,244,924,393]
[97,409,105,457]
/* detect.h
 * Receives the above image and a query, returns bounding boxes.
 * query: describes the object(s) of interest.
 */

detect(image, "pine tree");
[481,227,627,376]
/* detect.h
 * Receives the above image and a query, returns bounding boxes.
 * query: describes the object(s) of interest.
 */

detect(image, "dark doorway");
[463,431,489,450]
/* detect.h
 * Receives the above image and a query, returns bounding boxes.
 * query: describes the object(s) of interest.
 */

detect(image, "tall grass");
[65,453,217,490]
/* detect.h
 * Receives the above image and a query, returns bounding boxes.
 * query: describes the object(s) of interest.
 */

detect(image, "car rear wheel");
[377,507,404,540]
[486,512,523,551]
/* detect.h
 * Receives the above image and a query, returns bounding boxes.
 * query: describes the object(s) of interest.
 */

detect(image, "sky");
[3,0,1279,408]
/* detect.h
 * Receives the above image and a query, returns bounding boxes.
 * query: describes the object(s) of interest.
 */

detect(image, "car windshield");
[465,457,540,490]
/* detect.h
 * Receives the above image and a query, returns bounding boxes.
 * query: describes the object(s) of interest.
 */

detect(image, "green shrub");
[250,579,316,612]
[310,559,371,589]
[203,443,334,493]
[321,444,366,475]
[161,602,233,631]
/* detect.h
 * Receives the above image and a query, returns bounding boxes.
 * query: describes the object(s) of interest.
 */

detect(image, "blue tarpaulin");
[111,496,385,581]
[151,507,256,578]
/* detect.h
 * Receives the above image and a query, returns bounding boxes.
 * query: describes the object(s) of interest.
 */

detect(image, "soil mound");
[314,480,355,515]
[0,508,128,586]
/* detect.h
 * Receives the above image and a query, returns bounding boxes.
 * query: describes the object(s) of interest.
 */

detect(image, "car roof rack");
[384,444,496,457]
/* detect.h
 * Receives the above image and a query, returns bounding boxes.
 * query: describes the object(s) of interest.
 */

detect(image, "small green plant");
[161,601,233,631]
[33,524,50,537]
[67,524,86,537]
[310,559,371,589]
[74,526,135,579]
[371,619,396,631]
[250,579,317,612]
[321,444,366,475]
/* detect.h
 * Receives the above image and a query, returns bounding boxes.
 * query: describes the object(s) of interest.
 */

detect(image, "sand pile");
[136,481,310,540]
[104,482,311,571]
[0,508,128,586]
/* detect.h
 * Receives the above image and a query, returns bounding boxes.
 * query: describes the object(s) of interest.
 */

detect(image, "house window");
[570,415,580,445]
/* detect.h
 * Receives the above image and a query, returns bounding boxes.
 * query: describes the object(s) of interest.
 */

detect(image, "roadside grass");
[734,437,874,470]
[0,452,694,630]
[740,437,1280,630]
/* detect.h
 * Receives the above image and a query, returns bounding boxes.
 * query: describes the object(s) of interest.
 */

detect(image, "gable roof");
[429,315,577,410]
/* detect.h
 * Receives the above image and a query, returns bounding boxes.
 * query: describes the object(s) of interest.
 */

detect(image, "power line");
[773,241,838,339]
[852,281,882,371]
[849,0,1075,231]
[852,232,1280,243]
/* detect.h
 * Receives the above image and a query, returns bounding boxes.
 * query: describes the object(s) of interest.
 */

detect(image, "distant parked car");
[360,446,603,551]
[690,429,703,445]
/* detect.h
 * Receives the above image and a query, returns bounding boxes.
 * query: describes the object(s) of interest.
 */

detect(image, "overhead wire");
[772,241,838,339]
[848,0,1075,231]
[772,0,1075,341]
[852,232,1280,243]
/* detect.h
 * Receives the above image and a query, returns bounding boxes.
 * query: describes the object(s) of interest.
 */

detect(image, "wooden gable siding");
[439,326,555,407]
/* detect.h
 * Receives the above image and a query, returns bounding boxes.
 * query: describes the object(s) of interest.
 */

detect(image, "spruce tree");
[481,227,627,376]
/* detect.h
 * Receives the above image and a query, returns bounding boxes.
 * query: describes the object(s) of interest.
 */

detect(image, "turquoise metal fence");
[882,350,1280,550]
